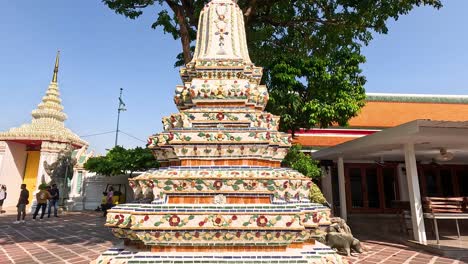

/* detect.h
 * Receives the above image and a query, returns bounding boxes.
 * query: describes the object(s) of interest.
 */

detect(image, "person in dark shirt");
[47,184,59,218]
[14,184,29,224]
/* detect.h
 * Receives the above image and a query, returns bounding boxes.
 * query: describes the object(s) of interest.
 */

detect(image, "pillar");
[320,166,333,209]
[404,143,427,244]
[337,157,347,221]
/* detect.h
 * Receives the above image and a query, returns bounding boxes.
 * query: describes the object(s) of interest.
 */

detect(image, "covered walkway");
[313,120,468,247]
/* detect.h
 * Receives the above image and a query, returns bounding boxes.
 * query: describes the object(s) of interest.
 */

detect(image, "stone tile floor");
[0,211,466,264]
[0,211,118,264]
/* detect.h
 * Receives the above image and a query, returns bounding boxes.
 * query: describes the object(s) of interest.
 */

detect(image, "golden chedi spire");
[0,51,87,147]
[52,50,59,83]
[32,50,67,123]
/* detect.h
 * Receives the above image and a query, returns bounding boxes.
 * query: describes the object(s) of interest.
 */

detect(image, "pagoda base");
[94,241,347,264]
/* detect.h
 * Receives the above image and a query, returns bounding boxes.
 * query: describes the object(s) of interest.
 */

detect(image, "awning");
[312,119,468,163]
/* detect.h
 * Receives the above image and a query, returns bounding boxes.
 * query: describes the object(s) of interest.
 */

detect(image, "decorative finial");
[52,50,60,83]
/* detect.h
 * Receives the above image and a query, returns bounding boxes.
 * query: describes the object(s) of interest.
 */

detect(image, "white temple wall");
[66,168,87,210]
[0,142,27,208]
[0,142,5,179]
[81,174,135,211]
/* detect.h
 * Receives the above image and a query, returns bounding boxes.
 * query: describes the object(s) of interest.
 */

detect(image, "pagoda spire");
[190,0,251,64]
[0,51,87,147]
[31,52,67,123]
[52,50,60,83]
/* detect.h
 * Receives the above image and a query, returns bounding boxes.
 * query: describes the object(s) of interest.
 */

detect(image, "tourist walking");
[13,184,29,224]
[32,184,50,220]
[100,191,108,216]
[103,186,114,217]
[47,184,59,218]
[0,185,7,214]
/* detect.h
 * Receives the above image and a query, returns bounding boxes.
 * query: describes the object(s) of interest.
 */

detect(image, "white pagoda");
[98,1,345,263]
[0,52,87,208]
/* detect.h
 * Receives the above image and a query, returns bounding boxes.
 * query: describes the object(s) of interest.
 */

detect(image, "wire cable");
[119,130,146,143]
[80,130,116,138]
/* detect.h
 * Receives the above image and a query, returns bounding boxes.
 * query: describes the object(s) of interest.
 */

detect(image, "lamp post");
[115,88,126,147]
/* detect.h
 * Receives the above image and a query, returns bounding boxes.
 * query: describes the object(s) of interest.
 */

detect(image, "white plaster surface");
[0,142,27,208]
[82,174,134,210]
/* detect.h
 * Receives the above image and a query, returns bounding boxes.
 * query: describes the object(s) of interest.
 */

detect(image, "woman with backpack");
[32,184,50,220]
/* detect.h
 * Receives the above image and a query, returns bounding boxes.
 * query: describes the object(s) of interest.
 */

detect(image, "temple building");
[0,52,88,209]
[297,93,468,246]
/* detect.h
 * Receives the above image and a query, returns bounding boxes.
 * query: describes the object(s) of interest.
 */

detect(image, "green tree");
[84,146,159,177]
[102,0,441,132]
[282,144,326,203]
[282,144,321,179]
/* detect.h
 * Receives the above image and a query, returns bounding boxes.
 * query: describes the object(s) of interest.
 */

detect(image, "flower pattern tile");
[97,0,346,263]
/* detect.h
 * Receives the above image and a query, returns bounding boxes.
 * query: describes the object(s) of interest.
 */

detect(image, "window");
[349,168,363,208]
[366,168,379,208]
[457,169,468,196]
[424,169,438,196]
[440,169,454,196]
[382,168,397,208]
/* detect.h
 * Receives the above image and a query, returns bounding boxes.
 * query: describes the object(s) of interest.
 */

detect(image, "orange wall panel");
[293,136,358,147]
[349,102,468,128]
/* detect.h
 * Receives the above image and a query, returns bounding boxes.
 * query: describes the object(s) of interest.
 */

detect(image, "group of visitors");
[3,183,117,223]
[12,183,60,224]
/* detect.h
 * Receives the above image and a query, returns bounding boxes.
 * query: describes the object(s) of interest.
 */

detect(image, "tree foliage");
[282,144,321,179]
[84,146,159,177]
[310,182,327,204]
[102,0,442,132]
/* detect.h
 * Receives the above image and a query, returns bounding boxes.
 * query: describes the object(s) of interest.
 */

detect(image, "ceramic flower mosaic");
[97,0,346,263]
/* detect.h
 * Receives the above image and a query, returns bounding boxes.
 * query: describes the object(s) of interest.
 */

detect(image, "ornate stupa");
[99,1,345,263]
[0,51,87,208]
[0,52,86,147]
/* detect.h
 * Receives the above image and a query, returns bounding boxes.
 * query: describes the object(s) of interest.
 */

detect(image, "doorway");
[23,150,40,204]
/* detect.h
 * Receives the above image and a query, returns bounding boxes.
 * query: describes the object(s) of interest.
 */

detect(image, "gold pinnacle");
[52,50,60,83]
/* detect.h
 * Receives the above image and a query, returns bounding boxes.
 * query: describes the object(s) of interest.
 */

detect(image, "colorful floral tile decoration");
[98,0,346,263]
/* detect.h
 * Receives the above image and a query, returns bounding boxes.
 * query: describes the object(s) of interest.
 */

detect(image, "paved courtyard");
[0,211,466,264]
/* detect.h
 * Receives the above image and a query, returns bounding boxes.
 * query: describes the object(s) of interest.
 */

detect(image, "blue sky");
[0,1,467,154]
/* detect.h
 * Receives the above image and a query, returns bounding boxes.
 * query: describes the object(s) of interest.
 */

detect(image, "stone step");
[97,246,345,264]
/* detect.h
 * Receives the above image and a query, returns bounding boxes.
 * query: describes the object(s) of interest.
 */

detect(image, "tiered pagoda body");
[100,1,345,263]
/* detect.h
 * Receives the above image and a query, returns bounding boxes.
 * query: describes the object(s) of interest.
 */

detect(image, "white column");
[404,143,427,245]
[320,166,333,208]
[337,157,347,221]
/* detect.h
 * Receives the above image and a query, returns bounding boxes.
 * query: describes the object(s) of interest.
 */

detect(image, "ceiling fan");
[434,148,454,162]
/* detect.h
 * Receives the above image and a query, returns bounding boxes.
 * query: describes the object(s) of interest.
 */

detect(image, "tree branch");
[243,0,257,24]
[165,0,193,63]
[258,16,341,27]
